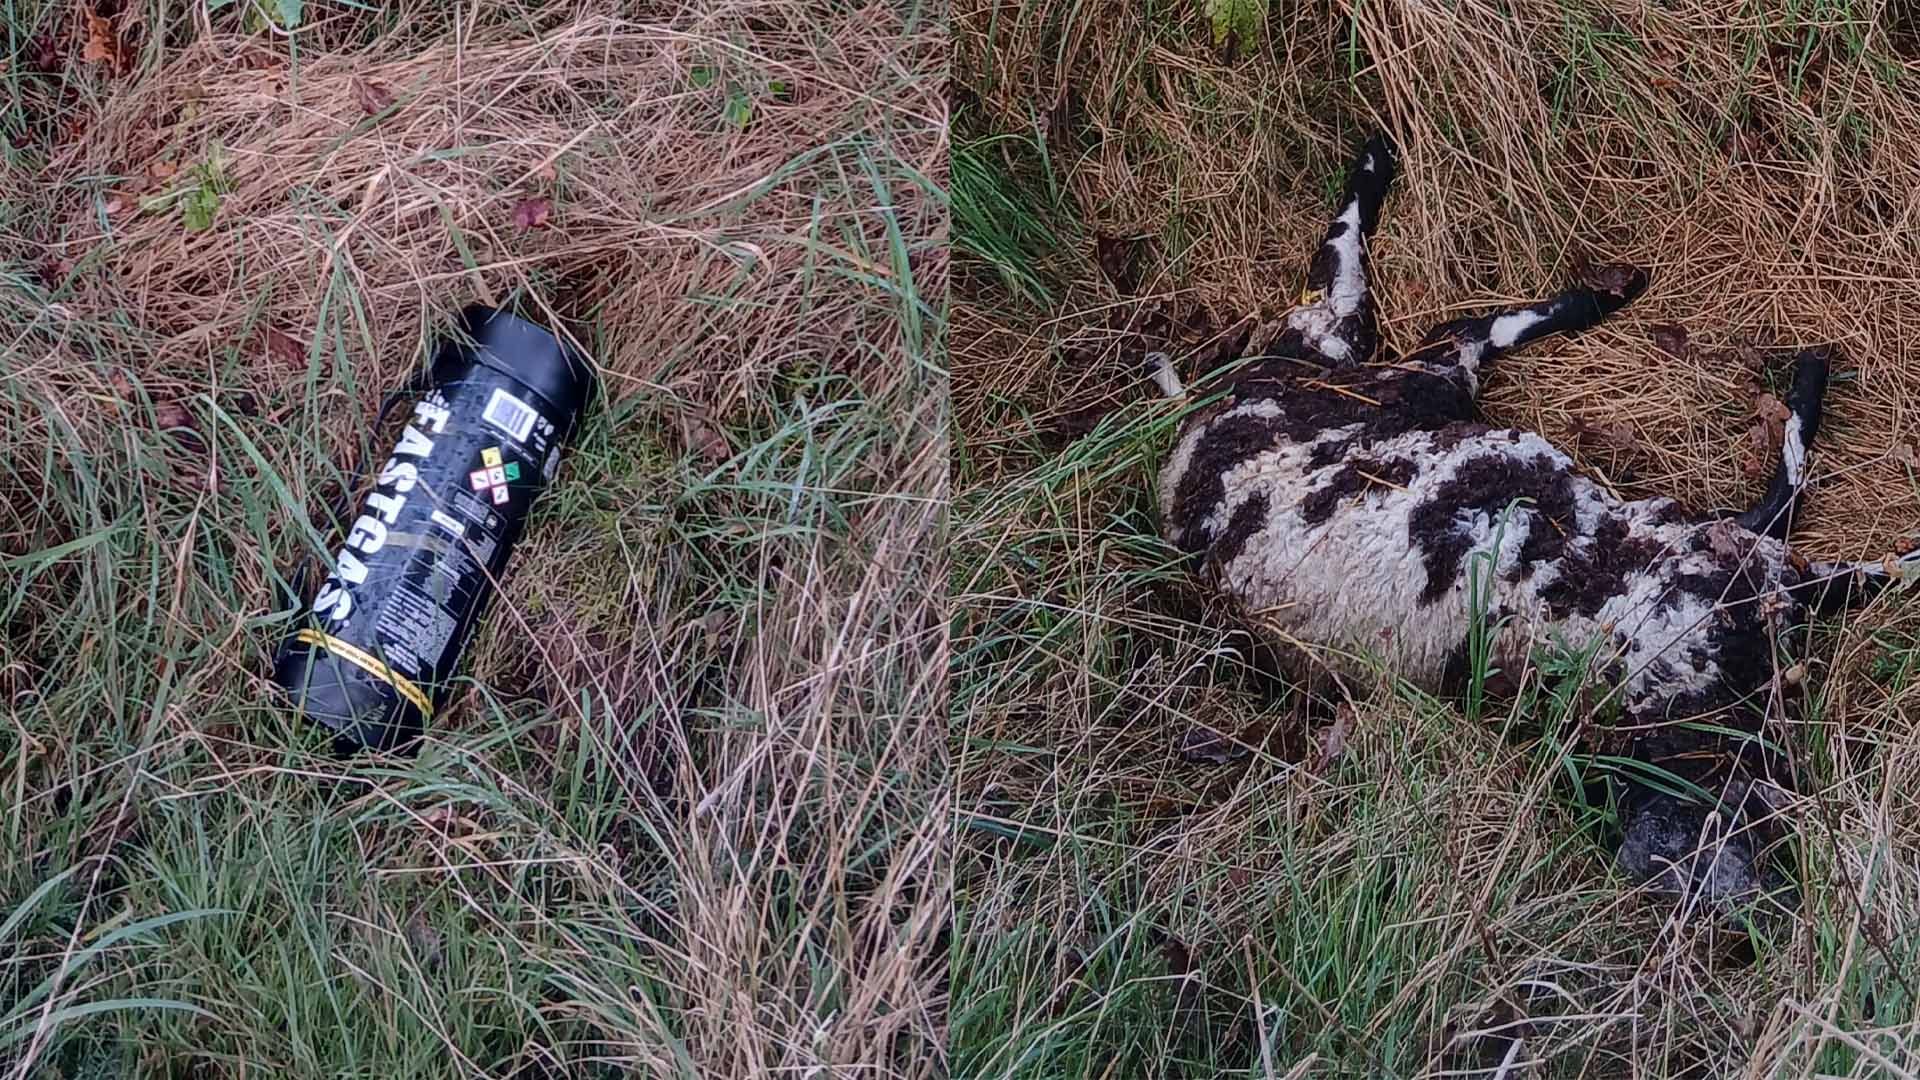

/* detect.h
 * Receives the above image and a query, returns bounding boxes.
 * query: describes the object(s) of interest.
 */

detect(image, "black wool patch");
[1407,452,1581,603]
[1211,491,1271,569]
[1299,456,1417,525]
[1170,365,1475,559]
[1537,514,1669,620]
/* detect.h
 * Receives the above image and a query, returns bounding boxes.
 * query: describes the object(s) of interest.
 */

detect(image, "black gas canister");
[273,305,595,753]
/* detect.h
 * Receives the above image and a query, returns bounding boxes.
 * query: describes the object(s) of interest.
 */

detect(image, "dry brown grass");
[2,1,945,1075]
[40,3,941,430]
[953,1,1920,1075]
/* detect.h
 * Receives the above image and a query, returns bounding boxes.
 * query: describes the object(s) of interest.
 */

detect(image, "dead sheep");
[1155,133,1917,906]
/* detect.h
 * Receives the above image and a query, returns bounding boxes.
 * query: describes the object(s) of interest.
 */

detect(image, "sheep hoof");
[1143,352,1185,398]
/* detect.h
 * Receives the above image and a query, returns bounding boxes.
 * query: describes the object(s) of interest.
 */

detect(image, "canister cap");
[446,305,597,421]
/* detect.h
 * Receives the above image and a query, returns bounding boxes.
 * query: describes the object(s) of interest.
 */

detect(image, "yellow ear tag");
[1299,287,1324,305]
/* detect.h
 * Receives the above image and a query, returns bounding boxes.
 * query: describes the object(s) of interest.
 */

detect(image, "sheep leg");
[1733,348,1830,540]
[1268,132,1397,368]
[1405,266,1650,396]
[1793,550,1919,614]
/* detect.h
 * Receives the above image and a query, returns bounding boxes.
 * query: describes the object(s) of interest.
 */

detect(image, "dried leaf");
[1753,392,1791,428]
[154,400,192,431]
[1743,424,1774,480]
[1650,322,1690,360]
[36,256,73,289]
[1309,704,1353,774]
[1094,233,1142,293]
[1568,417,1643,455]
[510,196,551,232]
[1177,723,1249,766]
[1580,262,1643,296]
[676,410,731,464]
[354,79,396,116]
[404,910,445,970]
[694,609,732,647]
[419,807,480,836]
[30,31,60,72]
[80,8,127,75]
[1158,933,1205,1020]
[1186,314,1256,374]
[1743,392,1790,479]
[1159,934,1196,978]
[154,400,206,454]
[146,160,179,183]
[259,325,305,368]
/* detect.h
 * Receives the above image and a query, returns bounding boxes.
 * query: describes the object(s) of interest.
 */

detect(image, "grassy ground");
[1,1,945,1076]
[953,1,1920,1076]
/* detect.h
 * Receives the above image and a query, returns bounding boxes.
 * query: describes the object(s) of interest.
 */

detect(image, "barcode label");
[481,388,536,442]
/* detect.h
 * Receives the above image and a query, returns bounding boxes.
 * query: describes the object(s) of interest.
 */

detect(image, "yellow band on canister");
[292,629,434,721]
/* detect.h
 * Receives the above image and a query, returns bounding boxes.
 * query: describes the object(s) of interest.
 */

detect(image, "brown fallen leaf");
[1580,262,1643,297]
[1157,932,1206,1022]
[1094,233,1142,293]
[80,8,128,75]
[1753,392,1791,428]
[154,400,192,430]
[154,400,206,454]
[1743,391,1791,479]
[36,256,74,289]
[1649,322,1690,360]
[1177,723,1249,766]
[404,910,445,970]
[1186,314,1257,374]
[30,31,60,72]
[1742,424,1775,480]
[146,160,179,184]
[510,196,551,232]
[354,79,396,116]
[1568,416,1643,455]
[676,409,731,464]
[693,609,732,649]
[1037,402,1116,450]
[1309,703,1353,774]
[258,325,305,368]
